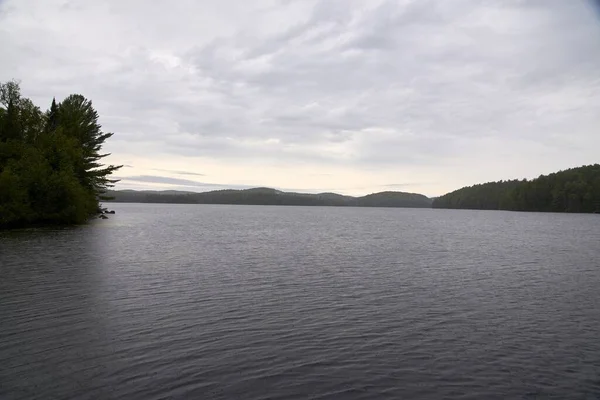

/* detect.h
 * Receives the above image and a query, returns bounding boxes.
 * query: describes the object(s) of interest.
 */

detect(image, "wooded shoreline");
[104,163,600,214]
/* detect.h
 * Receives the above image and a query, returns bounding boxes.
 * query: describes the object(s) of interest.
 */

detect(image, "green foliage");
[0,80,121,229]
[432,165,600,213]
[0,79,21,106]
[0,165,32,225]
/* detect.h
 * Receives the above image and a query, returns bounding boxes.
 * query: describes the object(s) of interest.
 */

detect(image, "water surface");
[1,204,599,399]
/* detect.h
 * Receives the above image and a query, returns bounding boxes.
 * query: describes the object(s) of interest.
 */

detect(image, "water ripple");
[1,205,599,399]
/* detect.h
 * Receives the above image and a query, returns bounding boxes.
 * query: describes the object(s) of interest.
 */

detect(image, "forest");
[104,188,433,208]
[0,80,121,228]
[432,164,600,213]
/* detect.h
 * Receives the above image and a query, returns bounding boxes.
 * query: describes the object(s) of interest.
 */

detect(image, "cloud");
[1,0,599,196]
[118,175,221,188]
[116,174,329,194]
[152,168,205,176]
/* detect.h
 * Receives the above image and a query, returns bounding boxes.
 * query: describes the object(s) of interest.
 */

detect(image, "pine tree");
[58,94,122,200]
[0,99,19,142]
[46,97,59,133]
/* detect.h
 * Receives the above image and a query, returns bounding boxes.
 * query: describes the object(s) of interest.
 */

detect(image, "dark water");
[1,204,599,399]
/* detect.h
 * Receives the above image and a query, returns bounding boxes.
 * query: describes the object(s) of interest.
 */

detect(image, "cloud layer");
[1,0,599,195]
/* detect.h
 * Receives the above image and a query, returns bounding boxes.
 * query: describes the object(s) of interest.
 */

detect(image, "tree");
[0,98,20,142]
[58,94,122,200]
[45,97,59,133]
[0,79,21,107]
[18,98,44,144]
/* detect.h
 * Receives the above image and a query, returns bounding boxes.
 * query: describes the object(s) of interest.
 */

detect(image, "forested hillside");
[0,80,121,228]
[105,188,433,208]
[432,165,600,213]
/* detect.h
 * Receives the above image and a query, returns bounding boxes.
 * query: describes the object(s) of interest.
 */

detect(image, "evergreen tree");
[46,97,59,133]
[57,94,122,200]
[0,99,20,142]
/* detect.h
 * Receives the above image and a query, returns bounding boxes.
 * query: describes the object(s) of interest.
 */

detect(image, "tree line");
[105,187,433,208]
[432,164,600,213]
[107,166,600,213]
[0,80,121,228]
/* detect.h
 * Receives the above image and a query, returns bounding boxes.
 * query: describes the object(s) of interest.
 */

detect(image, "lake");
[1,203,599,399]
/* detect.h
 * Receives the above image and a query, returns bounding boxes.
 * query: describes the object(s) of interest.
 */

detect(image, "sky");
[1,0,599,197]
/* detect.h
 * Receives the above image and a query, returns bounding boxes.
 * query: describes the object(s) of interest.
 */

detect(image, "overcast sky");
[1,0,599,196]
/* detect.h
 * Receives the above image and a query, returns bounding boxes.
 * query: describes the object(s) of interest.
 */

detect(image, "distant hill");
[104,187,433,208]
[432,164,600,213]
[105,164,600,213]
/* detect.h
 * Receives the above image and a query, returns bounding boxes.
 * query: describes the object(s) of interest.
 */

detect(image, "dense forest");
[432,164,600,213]
[0,80,121,228]
[105,188,433,208]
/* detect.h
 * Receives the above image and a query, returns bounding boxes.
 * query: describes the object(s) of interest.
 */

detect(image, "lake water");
[1,204,599,399]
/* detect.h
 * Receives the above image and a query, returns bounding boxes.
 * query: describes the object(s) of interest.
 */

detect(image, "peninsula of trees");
[0,80,121,229]
[432,164,600,213]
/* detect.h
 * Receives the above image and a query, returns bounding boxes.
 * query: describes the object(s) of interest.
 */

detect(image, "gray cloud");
[117,174,328,194]
[1,0,599,194]
[118,175,220,188]
[152,168,205,177]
